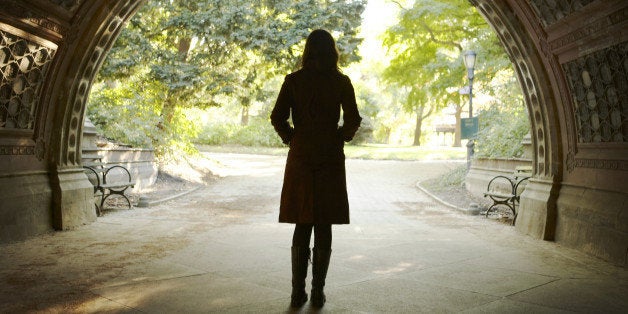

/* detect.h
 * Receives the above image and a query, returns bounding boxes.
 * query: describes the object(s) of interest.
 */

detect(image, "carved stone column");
[472,0,565,241]
[42,0,145,229]
[0,0,144,236]
[473,0,628,265]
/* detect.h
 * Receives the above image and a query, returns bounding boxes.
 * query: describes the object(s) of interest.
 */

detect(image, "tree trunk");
[240,106,249,126]
[177,37,191,61]
[413,106,424,146]
[159,96,177,130]
[454,103,462,147]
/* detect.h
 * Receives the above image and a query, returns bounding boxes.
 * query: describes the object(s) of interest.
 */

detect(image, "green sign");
[461,117,479,139]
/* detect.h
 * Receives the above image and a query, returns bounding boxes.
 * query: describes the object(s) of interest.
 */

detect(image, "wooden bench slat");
[484,192,515,199]
[101,182,135,189]
[83,162,107,167]
[84,167,107,173]
[82,155,103,161]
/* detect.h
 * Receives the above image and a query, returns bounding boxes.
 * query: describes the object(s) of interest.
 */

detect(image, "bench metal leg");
[485,202,516,225]
[100,188,133,213]
[101,193,132,210]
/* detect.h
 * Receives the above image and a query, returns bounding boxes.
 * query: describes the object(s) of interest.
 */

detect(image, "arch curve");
[471,0,565,240]
[0,0,626,265]
[44,0,145,168]
[37,0,146,230]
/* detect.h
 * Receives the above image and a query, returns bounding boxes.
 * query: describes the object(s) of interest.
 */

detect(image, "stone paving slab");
[91,273,285,313]
[401,262,559,297]
[460,299,573,314]
[1,153,626,313]
[508,278,628,313]
[328,277,500,313]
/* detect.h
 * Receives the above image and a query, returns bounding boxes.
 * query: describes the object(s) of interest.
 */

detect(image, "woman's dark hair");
[301,29,339,73]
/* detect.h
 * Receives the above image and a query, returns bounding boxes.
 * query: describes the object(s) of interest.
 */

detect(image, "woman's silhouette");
[271,29,362,308]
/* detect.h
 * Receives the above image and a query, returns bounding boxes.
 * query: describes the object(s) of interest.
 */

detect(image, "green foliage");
[432,164,467,188]
[87,79,200,161]
[381,0,514,146]
[343,144,465,160]
[90,0,366,157]
[350,78,381,144]
[196,117,284,147]
[352,118,374,144]
[382,0,484,111]
[87,81,162,148]
[474,102,530,158]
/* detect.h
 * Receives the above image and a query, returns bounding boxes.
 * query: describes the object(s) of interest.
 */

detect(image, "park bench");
[82,154,135,216]
[483,165,532,225]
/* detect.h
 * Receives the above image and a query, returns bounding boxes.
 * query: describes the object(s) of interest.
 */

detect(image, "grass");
[344,144,465,161]
[420,164,468,190]
[196,143,466,161]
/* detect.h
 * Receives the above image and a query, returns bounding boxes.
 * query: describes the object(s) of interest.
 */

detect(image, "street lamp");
[463,50,476,170]
[463,50,476,118]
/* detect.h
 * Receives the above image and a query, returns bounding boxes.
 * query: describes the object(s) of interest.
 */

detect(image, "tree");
[381,0,513,146]
[90,0,366,158]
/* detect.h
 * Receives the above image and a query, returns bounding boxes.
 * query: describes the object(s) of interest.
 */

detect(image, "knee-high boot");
[291,246,310,308]
[311,247,331,308]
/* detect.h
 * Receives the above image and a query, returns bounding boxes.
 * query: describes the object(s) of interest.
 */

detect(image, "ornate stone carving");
[475,1,555,177]
[574,158,628,171]
[566,151,576,172]
[0,0,67,36]
[564,43,628,143]
[549,15,616,51]
[0,30,56,131]
[528,0,595,27]
[47,0,82,12]
[0,145,35,155]
[60,0,139,165]
[547,5,628,58]
[34,136,45,160]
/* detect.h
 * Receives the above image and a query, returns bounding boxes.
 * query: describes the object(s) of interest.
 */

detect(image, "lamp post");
[463,50,476,170]
[463,51,476,118]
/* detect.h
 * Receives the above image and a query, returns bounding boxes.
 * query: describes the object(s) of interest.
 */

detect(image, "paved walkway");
[1,153,627,313]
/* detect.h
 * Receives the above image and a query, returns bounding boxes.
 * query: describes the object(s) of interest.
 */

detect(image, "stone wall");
[0,172,53,242]
[466,157,532,199]
[82,117,157,192]
[82,147,157,192]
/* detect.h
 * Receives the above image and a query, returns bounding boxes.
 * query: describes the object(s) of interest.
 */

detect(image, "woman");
[270,29,362,308]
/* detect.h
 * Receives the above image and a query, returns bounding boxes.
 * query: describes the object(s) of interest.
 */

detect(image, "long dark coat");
[270,68,362,225]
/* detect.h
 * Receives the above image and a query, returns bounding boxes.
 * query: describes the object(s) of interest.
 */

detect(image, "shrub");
[196,116,284,147]
[87,83,160,148]
[87,81,201,162]
[474,103,530,158]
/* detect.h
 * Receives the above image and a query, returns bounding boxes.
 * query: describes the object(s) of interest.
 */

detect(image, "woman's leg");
[313,224,332,249]
[311,224,332,307]
[290,224,312,308]
[292,223,313,247]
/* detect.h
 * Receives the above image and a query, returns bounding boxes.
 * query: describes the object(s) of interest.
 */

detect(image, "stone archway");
[473,1,565,241]
[41,0,146,230]
[473,0,628,265]
[0,0,626,265]
[0,0,145,237]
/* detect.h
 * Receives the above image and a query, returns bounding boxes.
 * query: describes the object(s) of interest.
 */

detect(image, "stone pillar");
[515,178,559,240]
[0,173,53,242]
[50,167,96,230]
